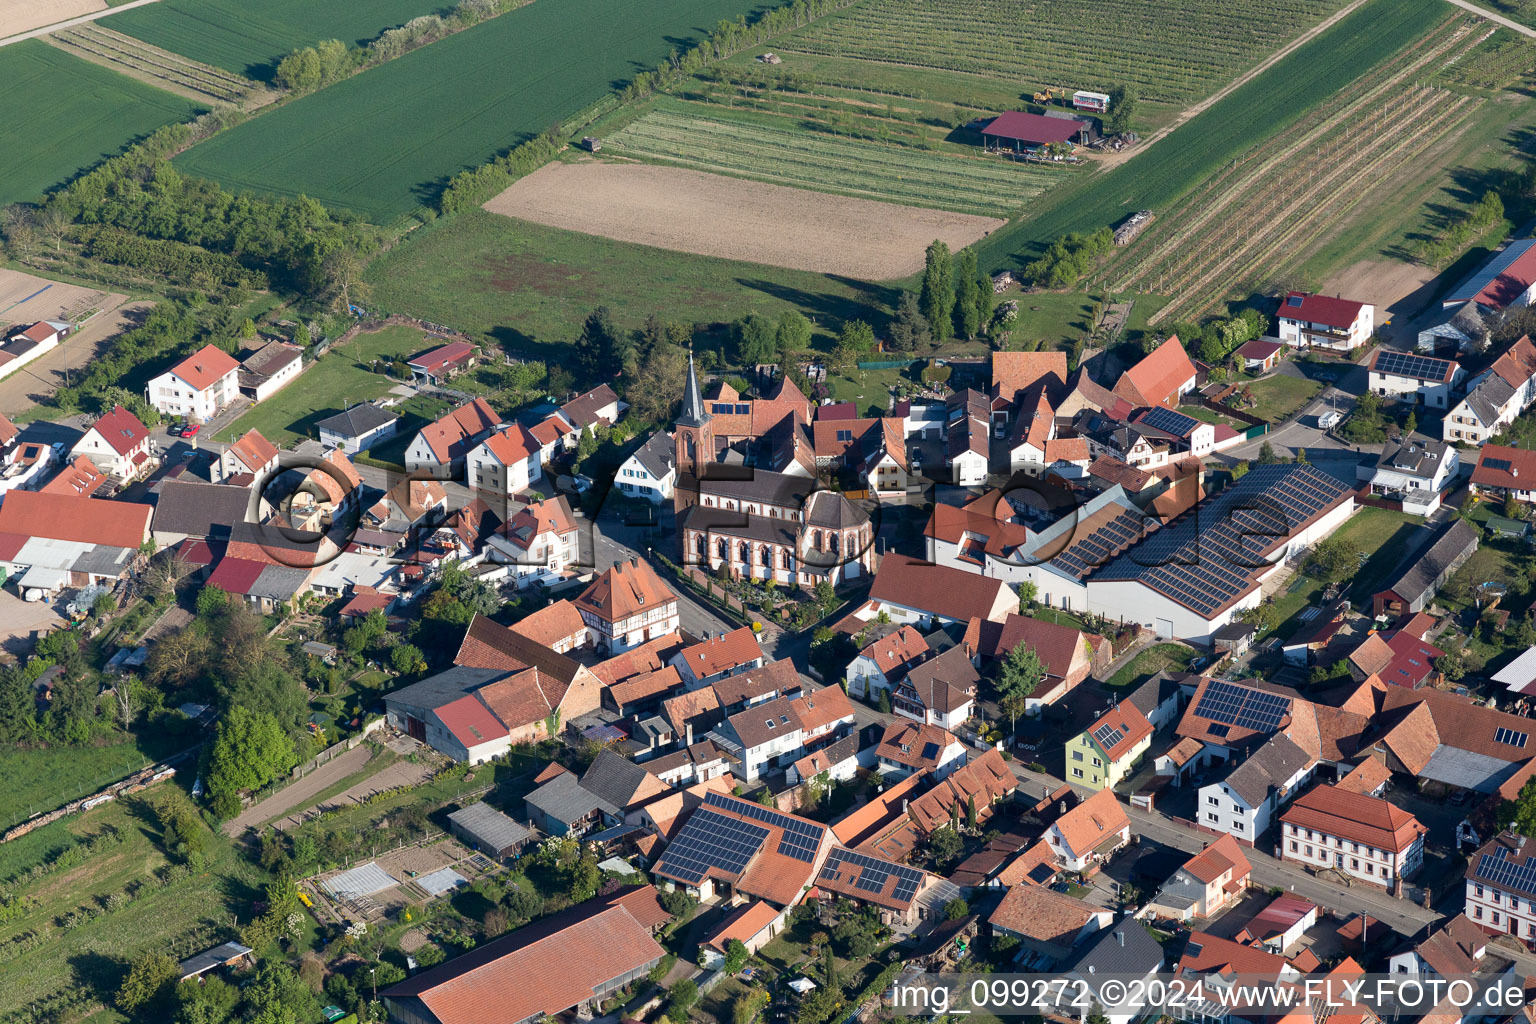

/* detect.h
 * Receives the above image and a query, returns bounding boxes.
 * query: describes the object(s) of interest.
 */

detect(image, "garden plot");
[483,161,1004,279]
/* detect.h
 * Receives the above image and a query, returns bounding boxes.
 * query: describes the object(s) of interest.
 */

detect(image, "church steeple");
[677,347,707,428]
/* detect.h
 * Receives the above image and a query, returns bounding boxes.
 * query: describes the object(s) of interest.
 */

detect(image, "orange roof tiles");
[592,631,687,687]
[857,625,930,675]
[1334,758,1393,795]
[609,665,684,710]
[830,772,924,847]
[1178,930,1292,978]
[168,343,239,390]
[992,350,1068,402]
[480,422,541,466]
[1086,701,1153,761]
[0,490,151,549]
[905,749,1017,832]
[876,720,958,772]
[418,397,501,463]
[705,900,781,952]
[1183,834,1251,885]
[678,627,763,679]
[1492,336,1536,390]
[1280,783,1425,853]
[988,884,1100,944]
[1051,787,1129,858]
[509,600,586,648]
[1114,336,1197,409]
[39,455,104,496]
[577,557,676,624]
[227,429,278,472]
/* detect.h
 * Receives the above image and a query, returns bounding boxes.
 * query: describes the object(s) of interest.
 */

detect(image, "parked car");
[1318,410,1341,430]
[181,424,201,439]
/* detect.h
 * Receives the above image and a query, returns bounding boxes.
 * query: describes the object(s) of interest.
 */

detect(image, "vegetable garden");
[778,0,1353,103]
[1095,13,1485,322]
[0,41,204,208]
[605,102,1065,217]
[172,0,768,223]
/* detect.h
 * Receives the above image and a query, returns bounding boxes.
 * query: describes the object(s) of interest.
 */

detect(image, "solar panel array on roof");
[1486,458,1514,473]
[1092,723,1125,750]
[654,808,769,884]
[1478,852,1536,894]
[921,742,940,761]
[1138,407,1201,438]
[1495,727,1529,749]
[1194,680,1291,732]
[1096,464,1350,616]
[703,791,823,862]
[1374,350,1455,381]
[1049,510,1152,581]
[819,847,925,903]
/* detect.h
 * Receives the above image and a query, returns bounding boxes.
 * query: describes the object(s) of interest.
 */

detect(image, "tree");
[1404,410,1417,435]
[944,898,970,920]
[954,248,980,339]
[1500,776,1536,837]
[1231,460,1250,480]
[196,584,230,619]
[574,307,631,380]
[117,951,178,1013]
[564,851,601,902]
[115,677,138,731]
[1508,491,1522,520]
[877,688,892,715]
[1304,535,1362,584]
[998,643,1045,700]
[999,691,1029,733]
[1018,581,1037,611]
[920,240,954,341]
[206,705,298,801]
[966,794,978,830]
[756,787,776,807]
[293,322,311,348]
[1437,634,1468,682]
[776,310,813,359]
[833,319,876,370]
[927,825,962,866]
[888,291,930,353]
[390,643,425,675]
[37,203,70,254]
[670,979,700,1020]
[1104,83,1138,135]
[629,337,687,423]
[1257,440,1279,465]
[723,938,750,974]
[735,313,779,365]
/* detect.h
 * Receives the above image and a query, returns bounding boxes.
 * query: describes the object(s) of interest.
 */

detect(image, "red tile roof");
[576,557,676,624]
[339,586,394,619]
[436,693,510,749]
[1178,929,1292,978]
[1279,292,1368,330]
[39,456,105,497]
[1492,335,1536,390]
[1114,336,1197,409]
[0,413,17,447]
[1085,700,1153,761]
[1235,339,1283,360]
[1051,788,1129,858]
[976,613,1097,688]
[509,599,586,648]
[856,625,930,676]
[1381,630,1444,689]
[904,749,1016,832]
[167,343,239,391]
[89,405,149,456]
[1280,783,1425,853]
[1472,444,1536,491]
[988,884,1101,944]
[981,110,1084,145]
[228,429,278,472]
[992,351,1068,402]
[418,398,501,463]
[869,554,1011,622]
[0,490,150,548]
[207,556,269,595]
[408,340,475,374]
[480,422,541,466]
[705,900,781,952]
[677,627,763,678]
[1183,833,1252,885]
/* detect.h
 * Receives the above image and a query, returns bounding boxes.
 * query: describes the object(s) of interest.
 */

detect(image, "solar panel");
[1486,458,1513,473]
[1496,727,1529,749]
[704,792,825,862]
[1373,350,1453,382]
[1478,853,1536,894]
[655,807,771,884]
[818,847,925,903]
[1137,406,1200,438]
[1194,680,1293,733]
[921,742,940,760]
[1092,723,1125,750]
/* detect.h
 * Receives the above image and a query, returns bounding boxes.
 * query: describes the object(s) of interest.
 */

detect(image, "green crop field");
[0,41,203,207]
[364,209,898,358]
[101,0,439,79]
[172,0,768,223]
[604,101,1066,216]
[973,0,1446,271]
[779,0,1350,104]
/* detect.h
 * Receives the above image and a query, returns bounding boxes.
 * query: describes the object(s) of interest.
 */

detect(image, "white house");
[1443,336,1536,444]
[859,553,1016,629]
[1388,914,1500,979]
[560,384,627,433]
[1276,291,1374,352]
[874,720,968,780]
[616,431,675,504]
[237,341,304,402]
[1368,436,1458,516]
[484,495,580,587]
[73,404,153,480]
[0,321,65,382]
[947,389,990,486]
[316,403,399,454]
[1044,788,1131,872]
[1197,734,1316,845]
[671,626,765,688]
[406,398,502,477]
[714,686,856,781]
[145,343,241,421]
[1144,834,1252,922]
[845,625,930,699]
[215,429,280,483]
[1279,784,1425,889]
[891,646,978,731]
[574,557,679,653]
[1368,349,1465,408]
[468,422,543,499]
[1466,833,1536,940]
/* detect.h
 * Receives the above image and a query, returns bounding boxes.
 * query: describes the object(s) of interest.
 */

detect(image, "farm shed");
[979,111,1087,153]
[178,941,254,982]
[449,801,533,859]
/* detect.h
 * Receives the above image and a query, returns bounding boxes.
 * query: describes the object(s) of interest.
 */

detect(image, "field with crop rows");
[779,0,1350,104]
[173,0,768,223]
[0,41,204,208]
[971,0,1447,272]
[49,24,267,106]
[100,0,437,79]
[1436,28,1535,91]
[1097,14,1485,322]
[604,102,1065,216]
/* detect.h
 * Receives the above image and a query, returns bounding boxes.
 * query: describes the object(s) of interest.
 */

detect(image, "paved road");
[221,744,374,837]
[1445,0,1536,37]
[0,0,161,49]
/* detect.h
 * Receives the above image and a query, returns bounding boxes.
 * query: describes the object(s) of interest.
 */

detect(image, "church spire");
[677,347,707,428]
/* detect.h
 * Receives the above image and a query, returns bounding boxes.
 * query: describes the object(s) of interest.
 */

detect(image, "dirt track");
[221,745,374,836]
[484,161,1004,280]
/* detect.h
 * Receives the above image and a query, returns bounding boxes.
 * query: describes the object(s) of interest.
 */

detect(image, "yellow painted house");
[1066,700,1154,790]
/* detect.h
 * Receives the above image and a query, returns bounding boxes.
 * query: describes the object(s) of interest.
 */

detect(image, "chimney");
[1117,930,1125,947]
[902,799,909,813]
[686,722,694,746]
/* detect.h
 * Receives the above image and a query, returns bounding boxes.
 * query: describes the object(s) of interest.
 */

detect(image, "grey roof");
[681,504,798,547]
[1379,436,1451,479]
[1210,623,1257,643]
[525,771,618,824]
[69,545,136,576]
[1462,372,1516,426]
[797,733,861,775]
[248,563,311,601]
[679,351,707,429]
[1126,670,1183,717]
[685,466,811,508]
[898,645,978,714]
[630,431,675,481]
[579,749,657,810]
[315,403,398,439]
[448,801,532,852]
[1223,733,1312,806]
[804,489,869,529]
[1381,518,1478,604]
[153,479,253,538]
[1420,746,1521,794]
[1066,920,1164,978]
[385,666,504,713]
[240,340,302,378]
[178,941,253,978]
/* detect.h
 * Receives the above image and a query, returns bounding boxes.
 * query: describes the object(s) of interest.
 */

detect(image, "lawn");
[1005,291,1170,353]
[1179,404,1246,430]
[364,209,900,358]
[1269,506,1417,638]
[1108,643,1195,688]
[172,0,770,222]
[974,0,1446,270]
[0,733,191,831]
[214,325,428,444]
[0,796,268,1019]
[1244,374,1321,423]
[101,0,442,80]
[362,393,452,466]
[0,41,204,207]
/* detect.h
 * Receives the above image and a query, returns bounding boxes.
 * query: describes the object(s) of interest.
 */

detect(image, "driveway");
[0,589,65,658]
[221,743,374,836]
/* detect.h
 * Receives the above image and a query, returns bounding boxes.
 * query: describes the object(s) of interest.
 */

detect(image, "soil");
[1321,259,1437,323]
[0,0,104,39]
[0,271,137,412]
[482,161,1005,280]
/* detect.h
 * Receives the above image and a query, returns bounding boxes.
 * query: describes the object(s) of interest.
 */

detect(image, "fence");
[289,716,386,782]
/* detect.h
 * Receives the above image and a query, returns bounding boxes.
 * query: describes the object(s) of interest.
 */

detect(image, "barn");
[979,111,1088,153]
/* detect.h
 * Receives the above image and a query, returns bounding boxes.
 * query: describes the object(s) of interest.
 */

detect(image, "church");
[673,354,876,588]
